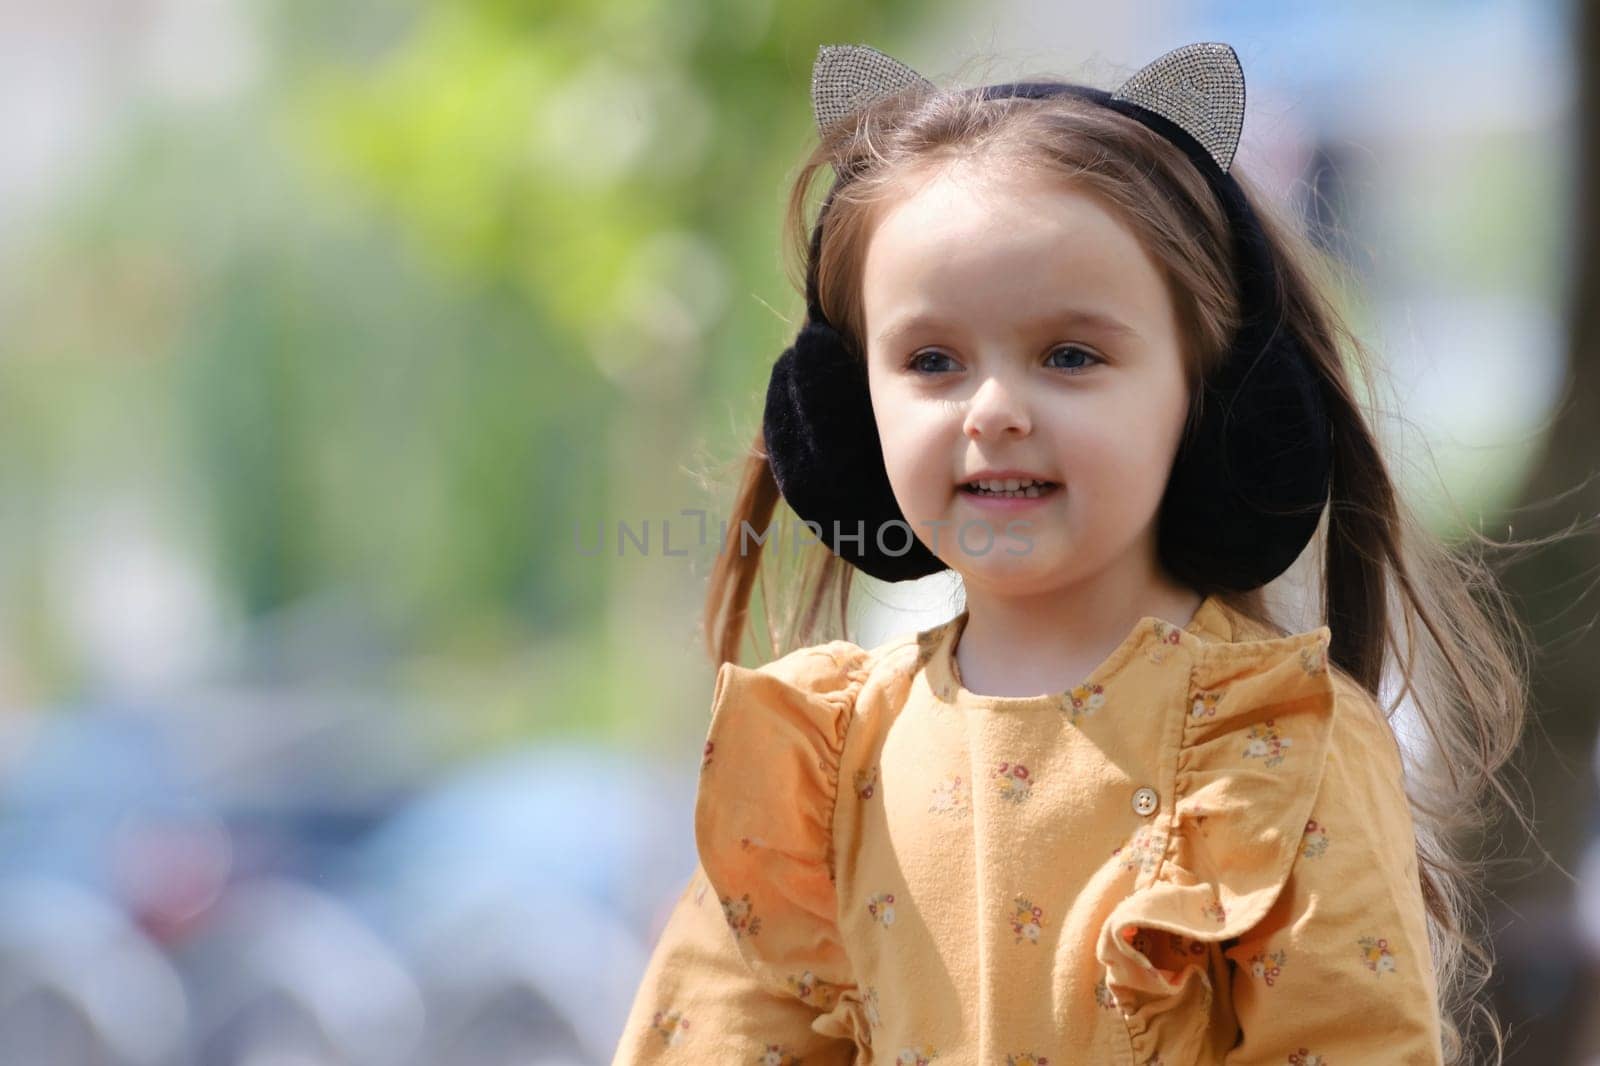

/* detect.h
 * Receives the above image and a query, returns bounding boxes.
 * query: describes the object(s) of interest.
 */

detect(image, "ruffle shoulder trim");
[1096,618,1336,1052]
[692,639,875,1028]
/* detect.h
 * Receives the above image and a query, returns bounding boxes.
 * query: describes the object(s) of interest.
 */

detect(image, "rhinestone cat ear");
[810,40,1247,169]
[811,43,936,135]
[1110,42,1246,173]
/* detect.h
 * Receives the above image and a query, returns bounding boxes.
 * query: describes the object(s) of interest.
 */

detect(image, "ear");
[1110,42,1246,172]
[811,43,936,136]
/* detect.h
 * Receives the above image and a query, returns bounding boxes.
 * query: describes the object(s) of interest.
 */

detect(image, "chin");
[950,550,1072,590]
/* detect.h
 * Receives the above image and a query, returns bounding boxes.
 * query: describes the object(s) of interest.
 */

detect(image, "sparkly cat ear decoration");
[810,41,1246,173]
[811,43,936,135]
[1110,41,1245,173]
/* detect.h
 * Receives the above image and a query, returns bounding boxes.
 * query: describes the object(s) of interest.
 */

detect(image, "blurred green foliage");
[0,0,944,746]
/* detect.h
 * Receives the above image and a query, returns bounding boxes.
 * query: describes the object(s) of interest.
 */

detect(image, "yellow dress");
[612,594,1444,1065]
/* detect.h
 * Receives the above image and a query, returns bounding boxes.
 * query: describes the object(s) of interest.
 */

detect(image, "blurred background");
[0,0,1596,1062]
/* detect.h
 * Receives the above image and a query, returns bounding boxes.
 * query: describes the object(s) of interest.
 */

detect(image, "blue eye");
[906,349,958,374]
[903,344,1103,376]
[1045,344,1102,374]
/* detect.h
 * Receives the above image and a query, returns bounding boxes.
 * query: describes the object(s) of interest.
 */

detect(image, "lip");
[957,468,1063,512]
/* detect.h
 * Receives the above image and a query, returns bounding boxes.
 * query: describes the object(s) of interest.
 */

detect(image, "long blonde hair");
[698,70,1535,1064]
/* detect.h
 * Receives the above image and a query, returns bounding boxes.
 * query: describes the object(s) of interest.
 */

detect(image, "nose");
[962,372,1032,440]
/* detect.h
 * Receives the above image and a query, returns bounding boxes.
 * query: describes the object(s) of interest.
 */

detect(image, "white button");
[1132,786,1159,816]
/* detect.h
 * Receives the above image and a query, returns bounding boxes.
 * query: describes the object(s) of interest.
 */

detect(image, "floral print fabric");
[612,595,1444,1065]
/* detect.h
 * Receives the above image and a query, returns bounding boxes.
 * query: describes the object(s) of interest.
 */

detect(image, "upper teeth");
[971,478,1049,490]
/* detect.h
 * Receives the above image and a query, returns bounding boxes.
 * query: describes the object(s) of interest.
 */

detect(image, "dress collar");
[918,592,1278,709]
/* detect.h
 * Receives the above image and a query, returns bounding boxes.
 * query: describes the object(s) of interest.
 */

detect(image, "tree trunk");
[1488,3,1600,1062]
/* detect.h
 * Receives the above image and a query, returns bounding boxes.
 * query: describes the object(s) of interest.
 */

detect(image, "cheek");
[1057,383,1190,498]
[868,383,955,504]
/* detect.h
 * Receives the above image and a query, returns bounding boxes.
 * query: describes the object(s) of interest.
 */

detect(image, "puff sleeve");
[1218,676,1444,1065]
[1095,627,1444,1066]
[611,640,872,1065]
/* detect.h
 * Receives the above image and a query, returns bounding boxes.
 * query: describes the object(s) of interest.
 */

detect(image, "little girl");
[613,41,1527,1066]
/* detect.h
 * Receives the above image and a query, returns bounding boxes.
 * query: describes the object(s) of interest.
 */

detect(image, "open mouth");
[959,478,1061,499]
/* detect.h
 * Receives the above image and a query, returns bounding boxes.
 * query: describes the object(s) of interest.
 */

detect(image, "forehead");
[861,159,1171,339]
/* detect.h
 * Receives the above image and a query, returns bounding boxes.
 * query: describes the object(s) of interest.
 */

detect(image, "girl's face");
[861,158,1193,596]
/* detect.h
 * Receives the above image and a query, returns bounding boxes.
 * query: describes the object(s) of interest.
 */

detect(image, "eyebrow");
[875,307,1141,344]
